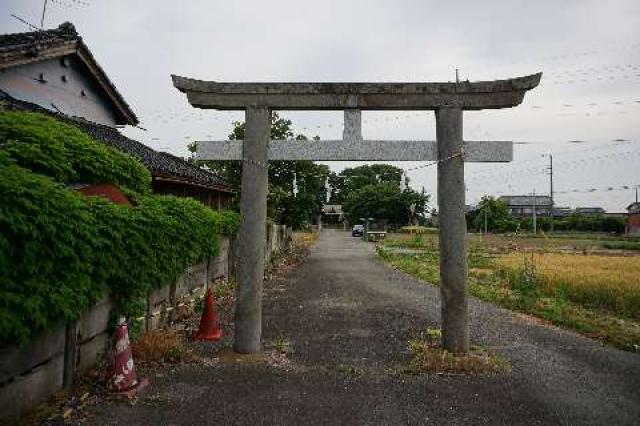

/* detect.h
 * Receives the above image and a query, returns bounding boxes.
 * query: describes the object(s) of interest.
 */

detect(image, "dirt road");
[90,229,640,425]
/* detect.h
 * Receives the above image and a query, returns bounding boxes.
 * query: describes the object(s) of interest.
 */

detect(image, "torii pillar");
[173,73,542,354]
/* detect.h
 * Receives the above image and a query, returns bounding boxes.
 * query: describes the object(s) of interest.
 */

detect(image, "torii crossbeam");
[173,73,542,354]
[194,109,512,162]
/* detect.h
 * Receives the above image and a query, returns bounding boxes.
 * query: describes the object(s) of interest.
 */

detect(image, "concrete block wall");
[265,224,291,265]
[0,231,289,420]
[0,325,66,419]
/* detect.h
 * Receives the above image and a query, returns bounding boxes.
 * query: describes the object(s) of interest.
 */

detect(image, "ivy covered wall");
[0,112,239,343]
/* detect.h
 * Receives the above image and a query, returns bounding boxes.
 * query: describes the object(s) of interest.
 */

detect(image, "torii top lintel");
[171,73,541,111]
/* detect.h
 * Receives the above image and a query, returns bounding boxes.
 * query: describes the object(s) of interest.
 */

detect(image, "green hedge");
[512,216,625,234]
[0,112,239,343]
[467,213,626,234]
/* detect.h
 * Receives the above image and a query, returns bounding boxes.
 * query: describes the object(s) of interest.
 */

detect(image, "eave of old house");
[0,22,138,126]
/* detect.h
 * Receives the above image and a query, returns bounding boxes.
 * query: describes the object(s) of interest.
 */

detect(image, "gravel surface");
[88,229,640,425]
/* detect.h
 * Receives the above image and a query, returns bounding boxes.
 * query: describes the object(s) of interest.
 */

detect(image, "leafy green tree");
[189,113,329,228]
[330,164,404,203]
[469,196,515,232]
[343,182,429,226]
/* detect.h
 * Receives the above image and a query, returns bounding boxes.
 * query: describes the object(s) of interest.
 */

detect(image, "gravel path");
[90,229,640,425]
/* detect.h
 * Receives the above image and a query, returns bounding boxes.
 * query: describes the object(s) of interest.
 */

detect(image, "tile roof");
[499,195,553,206]
[0,22,138,125]
[0,22,78,52]
[0,90,230,190]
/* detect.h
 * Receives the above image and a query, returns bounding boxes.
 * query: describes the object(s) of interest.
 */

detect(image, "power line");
[9,14,40,31]
[503,42,640,68]
[474,183,639,197]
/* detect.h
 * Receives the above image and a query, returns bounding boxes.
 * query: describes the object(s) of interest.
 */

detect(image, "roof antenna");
[40,0,48,29]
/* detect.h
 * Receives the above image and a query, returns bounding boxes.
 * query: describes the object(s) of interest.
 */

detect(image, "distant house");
[551,206,573,217]
[498,195,553,217]
[321,204,344,223]
[0,22,232,209]
[575,207,606,216]
[626,202,640,235]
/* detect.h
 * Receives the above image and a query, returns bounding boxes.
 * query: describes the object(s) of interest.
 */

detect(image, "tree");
[188,113,329,228]
[343,182,430,226]
[330,164,404,203]
[468,196,514,232]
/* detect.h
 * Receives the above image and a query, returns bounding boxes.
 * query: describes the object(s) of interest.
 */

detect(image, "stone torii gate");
[172,73,541,354]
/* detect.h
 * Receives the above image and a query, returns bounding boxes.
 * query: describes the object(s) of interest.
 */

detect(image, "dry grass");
[131,329,190,365]
[495,252,640,319]
[380,235,640,351]
[293,230,319,249]
[401,329,510,375]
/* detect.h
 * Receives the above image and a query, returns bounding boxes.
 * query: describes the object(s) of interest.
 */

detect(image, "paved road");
[92,229,640,425]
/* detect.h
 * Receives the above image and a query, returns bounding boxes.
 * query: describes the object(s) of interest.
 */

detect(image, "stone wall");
[0,226,291,420]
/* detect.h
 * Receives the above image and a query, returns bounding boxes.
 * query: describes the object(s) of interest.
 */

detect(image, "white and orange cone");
[108,317,149,397]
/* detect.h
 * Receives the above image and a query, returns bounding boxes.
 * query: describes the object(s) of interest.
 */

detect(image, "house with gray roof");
[498,195,553,217]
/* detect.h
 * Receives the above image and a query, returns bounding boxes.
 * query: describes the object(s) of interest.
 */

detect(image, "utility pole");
[40,0,48,29]
[532,189,537,234]
[547,154,554,232]
[484,208,488,234]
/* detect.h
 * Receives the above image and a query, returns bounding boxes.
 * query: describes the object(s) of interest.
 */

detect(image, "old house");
[574,207,606,216]
[0,22,232,209]
[498,195,553,217]
[626,202,640,236]
[321,204,344,224]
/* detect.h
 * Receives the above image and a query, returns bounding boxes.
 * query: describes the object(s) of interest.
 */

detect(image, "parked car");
[352,224,365,237]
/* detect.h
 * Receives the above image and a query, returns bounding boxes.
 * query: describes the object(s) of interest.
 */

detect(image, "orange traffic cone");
[192,288,223,341]
[108,317,149,397]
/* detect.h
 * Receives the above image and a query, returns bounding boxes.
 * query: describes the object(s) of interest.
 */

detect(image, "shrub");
[519,215,626,234]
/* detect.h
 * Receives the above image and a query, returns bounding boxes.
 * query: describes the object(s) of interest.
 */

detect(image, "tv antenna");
[9,0,48,31]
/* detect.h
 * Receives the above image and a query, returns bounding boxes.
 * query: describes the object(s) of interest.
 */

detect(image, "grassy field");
[377,232,640,352]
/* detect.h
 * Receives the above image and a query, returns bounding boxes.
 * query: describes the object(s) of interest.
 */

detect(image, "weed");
[337,363,365,379]
[411,234,426,248]
[425,327,442,340]
[273,331,292,355]
[194,297,204,314]
[404,337,510,375]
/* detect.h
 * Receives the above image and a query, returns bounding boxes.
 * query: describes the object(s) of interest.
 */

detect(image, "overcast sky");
[2,0,639,211]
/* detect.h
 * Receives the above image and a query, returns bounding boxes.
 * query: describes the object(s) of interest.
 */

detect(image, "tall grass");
[379,237,640,351]
[495,253,640,320]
